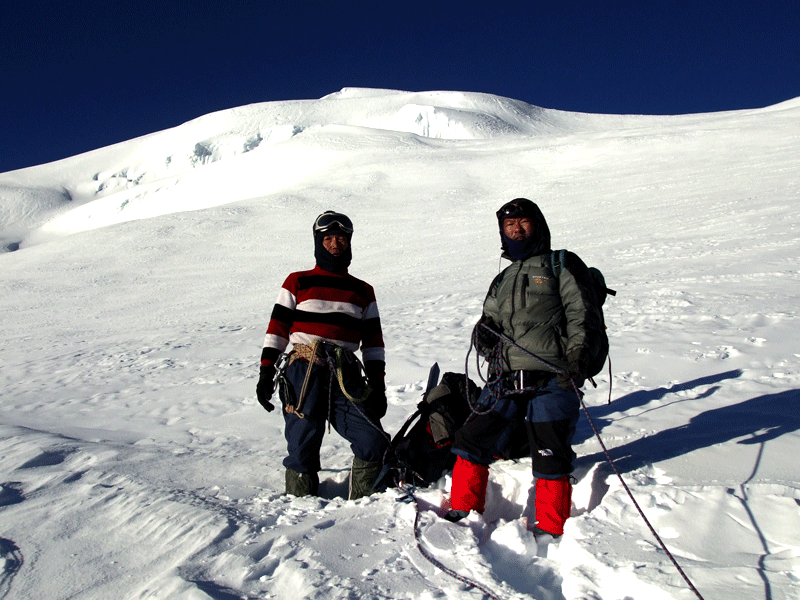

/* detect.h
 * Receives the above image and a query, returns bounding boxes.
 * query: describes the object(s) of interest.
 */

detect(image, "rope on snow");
[398,485,505,600]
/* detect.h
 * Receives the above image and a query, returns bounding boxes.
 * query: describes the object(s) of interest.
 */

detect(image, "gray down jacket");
[479,249,604,379]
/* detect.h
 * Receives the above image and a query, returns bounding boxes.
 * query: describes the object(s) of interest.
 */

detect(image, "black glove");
[474,316,501,357]
[560,348,588,386]
[364,360,387,419]
[256,365,276,412]
[370,389,387,419]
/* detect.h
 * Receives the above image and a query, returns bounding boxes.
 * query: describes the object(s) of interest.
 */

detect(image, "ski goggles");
[496,200,532,220]
[313,211,354,235]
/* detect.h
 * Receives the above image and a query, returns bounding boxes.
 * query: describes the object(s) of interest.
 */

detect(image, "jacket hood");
[497,198,551,260]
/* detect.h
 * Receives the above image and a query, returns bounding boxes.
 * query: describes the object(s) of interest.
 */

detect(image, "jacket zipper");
[520,273,529,308]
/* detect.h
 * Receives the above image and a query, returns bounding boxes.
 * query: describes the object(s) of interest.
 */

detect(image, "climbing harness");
[470,322,706,600]
[284,340,322,418]
[282,341,373,418]
[279,340,386,438]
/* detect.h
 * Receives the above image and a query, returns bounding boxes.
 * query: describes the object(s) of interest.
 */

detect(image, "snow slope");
[1,88,799,599]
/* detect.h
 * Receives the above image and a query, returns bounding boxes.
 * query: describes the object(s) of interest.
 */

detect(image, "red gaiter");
[450,455,489,513]
[534,476,573,536]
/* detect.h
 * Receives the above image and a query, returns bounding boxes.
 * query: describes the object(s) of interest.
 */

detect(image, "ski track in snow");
[2,89,800,599]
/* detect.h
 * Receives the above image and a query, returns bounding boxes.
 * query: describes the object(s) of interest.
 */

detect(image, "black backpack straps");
[392,405,426,447]
[550,249,566,278]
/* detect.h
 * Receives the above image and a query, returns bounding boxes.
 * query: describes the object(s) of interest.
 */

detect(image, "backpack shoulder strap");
[550,249,566,278]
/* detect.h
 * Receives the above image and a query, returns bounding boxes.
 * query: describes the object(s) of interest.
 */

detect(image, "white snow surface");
[1,87,799,599]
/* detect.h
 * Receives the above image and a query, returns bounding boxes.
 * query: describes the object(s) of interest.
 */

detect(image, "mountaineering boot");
[285,468,319,497]
[532,526,562,543]
[448,455,489,515]
[349,456,382,500]
[444,509,469,523]
[533,475,572,537]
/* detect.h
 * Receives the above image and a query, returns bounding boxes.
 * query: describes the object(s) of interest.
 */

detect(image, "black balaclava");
[313,212,353,272]
[496,198,551,261]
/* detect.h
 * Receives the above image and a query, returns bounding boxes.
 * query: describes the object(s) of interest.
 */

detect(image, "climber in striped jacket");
[256,211,389,500]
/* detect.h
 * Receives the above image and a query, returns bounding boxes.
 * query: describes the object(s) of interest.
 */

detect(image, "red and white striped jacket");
[261,265,385,368]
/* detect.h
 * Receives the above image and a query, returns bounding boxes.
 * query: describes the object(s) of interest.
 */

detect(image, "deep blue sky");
[2,1,799,173]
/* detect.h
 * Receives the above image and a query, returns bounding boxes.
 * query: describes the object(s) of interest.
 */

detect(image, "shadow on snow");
[574,370,800,514]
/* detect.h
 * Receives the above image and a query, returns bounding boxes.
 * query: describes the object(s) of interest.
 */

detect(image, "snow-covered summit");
[0,89,564,248]
[5,87,795,252]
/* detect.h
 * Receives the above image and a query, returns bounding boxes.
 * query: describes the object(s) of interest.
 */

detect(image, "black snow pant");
[452,376,579,479]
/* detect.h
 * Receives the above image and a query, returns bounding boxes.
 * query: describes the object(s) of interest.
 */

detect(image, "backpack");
[550,249,616,380]
[374,370,479,490]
